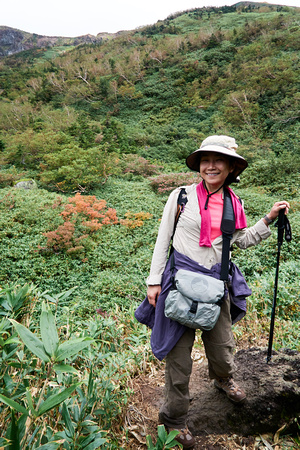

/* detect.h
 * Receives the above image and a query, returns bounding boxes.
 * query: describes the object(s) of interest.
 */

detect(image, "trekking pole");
[266,208,292,363]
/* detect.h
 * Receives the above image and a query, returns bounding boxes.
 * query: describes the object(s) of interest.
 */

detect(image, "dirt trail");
[125,347,300,449]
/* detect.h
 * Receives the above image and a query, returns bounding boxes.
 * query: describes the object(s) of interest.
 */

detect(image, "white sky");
[1,0,299,37]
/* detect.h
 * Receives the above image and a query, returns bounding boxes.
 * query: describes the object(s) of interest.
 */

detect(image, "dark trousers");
[159,296,236,428]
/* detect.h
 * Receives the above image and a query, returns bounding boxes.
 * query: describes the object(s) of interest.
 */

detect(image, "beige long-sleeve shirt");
[147,184,272,286]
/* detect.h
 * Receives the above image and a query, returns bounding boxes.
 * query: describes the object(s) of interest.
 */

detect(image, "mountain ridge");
[0,26,125,57]
[1,1,297,57]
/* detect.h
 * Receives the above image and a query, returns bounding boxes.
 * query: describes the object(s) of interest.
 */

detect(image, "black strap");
[275,209,292,244]
[203,181,224,210]
[220,189,236,281]
[171,188,188,240]
[169,188,188,287]
[189,301,198,314]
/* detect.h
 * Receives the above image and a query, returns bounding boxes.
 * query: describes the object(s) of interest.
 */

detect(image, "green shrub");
[0,286,155,448]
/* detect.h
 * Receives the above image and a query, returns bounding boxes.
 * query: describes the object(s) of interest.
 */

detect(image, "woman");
[135,135,289,449]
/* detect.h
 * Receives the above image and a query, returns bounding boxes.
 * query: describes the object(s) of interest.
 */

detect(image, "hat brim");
[186,145,248,179]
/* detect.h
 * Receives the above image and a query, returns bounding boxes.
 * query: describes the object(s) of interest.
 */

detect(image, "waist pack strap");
[169,251,176,288]
[189,296,223,315]
[189,300,198,314]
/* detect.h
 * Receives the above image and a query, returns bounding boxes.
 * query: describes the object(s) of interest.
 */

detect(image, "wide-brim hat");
[186,135,248,180]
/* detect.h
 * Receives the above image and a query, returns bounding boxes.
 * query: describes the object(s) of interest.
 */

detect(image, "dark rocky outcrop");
[0,26,108,57]
[188,348,300,436]
[0,27,26,56]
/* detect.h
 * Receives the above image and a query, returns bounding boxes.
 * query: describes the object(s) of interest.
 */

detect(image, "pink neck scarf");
[196,181,247,247]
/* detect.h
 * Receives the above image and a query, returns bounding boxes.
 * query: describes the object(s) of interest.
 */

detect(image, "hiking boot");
[214,377,246,403]
[167,426,196,449]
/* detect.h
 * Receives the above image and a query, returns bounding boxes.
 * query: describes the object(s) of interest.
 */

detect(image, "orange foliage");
[43,221,76,251]
[43,193,118,254]
[120,211,152,229]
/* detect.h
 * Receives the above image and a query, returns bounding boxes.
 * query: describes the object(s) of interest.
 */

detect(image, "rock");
[14,179,37,190]
[0,28,25,55]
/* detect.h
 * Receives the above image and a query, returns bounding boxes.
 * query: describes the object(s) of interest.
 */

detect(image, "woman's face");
[199,152,234,192]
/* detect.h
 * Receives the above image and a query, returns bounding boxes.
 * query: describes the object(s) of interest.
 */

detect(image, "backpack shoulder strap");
[169,188,188,271]
[220,188,236,281]
[171,187,188,240]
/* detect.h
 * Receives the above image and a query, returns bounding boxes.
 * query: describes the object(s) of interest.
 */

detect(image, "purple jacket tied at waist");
[134,249,252,361]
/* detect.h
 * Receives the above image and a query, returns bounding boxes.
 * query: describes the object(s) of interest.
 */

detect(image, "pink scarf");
[196,181,247,247]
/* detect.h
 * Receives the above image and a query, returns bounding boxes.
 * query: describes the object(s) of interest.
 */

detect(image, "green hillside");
[0,3,299,190]
[0,3,299,448]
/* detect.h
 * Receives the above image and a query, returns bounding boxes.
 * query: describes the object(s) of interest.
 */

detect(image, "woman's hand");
[264,201,290,225]
[147,285,162,308]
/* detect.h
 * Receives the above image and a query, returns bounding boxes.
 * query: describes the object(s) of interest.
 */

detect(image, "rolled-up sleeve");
[233,218,272,249]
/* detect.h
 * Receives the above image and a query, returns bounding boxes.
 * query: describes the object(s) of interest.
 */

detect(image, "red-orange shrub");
[149,172,202,194]
[42,193,118,254]
[118,154,163,177]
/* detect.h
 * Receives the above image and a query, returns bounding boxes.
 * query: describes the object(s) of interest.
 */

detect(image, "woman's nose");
[207,158,216,168]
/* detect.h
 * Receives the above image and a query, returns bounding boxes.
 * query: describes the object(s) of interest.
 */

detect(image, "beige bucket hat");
[186,135,248,180]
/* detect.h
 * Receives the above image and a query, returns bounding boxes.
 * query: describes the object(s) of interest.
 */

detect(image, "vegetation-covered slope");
[0,3,299,192]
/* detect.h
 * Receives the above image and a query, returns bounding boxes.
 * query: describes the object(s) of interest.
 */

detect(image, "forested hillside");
[0,3,299,448]
[0,2,299,191]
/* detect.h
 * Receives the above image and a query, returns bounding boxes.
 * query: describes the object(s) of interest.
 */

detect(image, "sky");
[1,0,299,37]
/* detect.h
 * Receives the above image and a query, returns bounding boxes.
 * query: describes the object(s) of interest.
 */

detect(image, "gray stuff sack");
[164,269,225,330]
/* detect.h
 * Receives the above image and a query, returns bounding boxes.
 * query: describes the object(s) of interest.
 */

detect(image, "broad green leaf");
[36,442,62,449]
[165,431,183,449]
[25,388,36,417]
[4,346,20,361]
[166,441,183,449]
[40,302,59,357]
[165,429,181,443]
[53,364,79,375]
[56,337,94,361]
[83,436,107,449]
[43,286,77,304]
[56,286,78,301]
[0,299,12,313]
[1,283,32,317]
[9,319,50,362]
[87,366,94,398]
[0,393,28,415]
[3,335,20,346]
[146,435,155,449]
[37,383,80,416]
[157,424,167,443]
[62,402,75,437]
[9,410,20,450]
[78,433,96,448]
